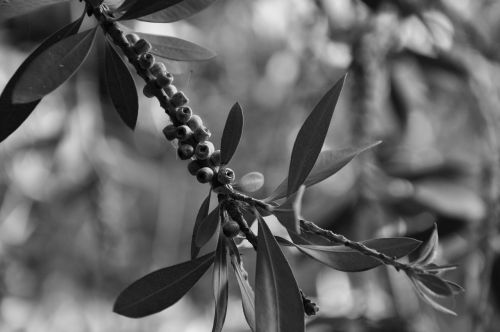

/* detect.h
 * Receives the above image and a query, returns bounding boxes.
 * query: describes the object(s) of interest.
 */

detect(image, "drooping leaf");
[256,217,305,332]
[194,206,220,248]
[212,237,229,332]
[287,75,346,198]
[408,223,438,265]
[220,102,243,165]
[191,191,211,259]
[125,0,218,23]
[11,27,98,104]
[0,0,69,21]
[273,185,304,234]
[410,277,457,315]
[414,273,453,297]
[0,13,84,143]
[234,172,265,193]
[267,141,381,201]
[135,32,215,62]
[104,41,138,130]
[445,280,465,294]
[231,254,255,332]
[277,236,420,272]
[114,252,215,318]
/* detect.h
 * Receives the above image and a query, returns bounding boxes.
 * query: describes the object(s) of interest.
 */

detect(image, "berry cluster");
[124,33,236,187]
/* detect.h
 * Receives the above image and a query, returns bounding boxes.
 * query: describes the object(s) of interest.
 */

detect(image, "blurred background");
[1,0,500,331]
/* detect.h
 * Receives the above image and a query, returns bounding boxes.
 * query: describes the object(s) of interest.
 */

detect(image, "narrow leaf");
[104,41,138,130]
[256,218,305,332]
[0,13,84,143]
[194,206,220,248]
[12,27,98,104]
[136,32,215,62]
[410,278,457,315]
[408,223,438,265]
[277,236,420,272]
[415,273,453,297]
[273,185,304,233]
[267,141,381,201]
[212,237,229,332]
[191,191,211,259]
[220,102,243,165]
[0,0,68,21]
[231,254,255,332]
[234,172,265,193]
[287,75,346,198]
[133,0,218,23]
[113,252,215,318]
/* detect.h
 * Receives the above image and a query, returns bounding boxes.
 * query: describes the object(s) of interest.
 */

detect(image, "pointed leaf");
[273,185,304,233]
[212,237,229,332]
[113,252,215,318]
[415,273,453,297]
[234,172,265,193]
[11,27,98,104]
[0,0,69,21]
[408,223,438,265]
[277,236,420,272]
[125,0,218,23]
[194,206,220,248]
[104,41,138,130]
[410,278,457,315]
[0,14,84,143]
[287,75,346,198]
[135,32,215,62]
[220,102,243,165]
[268,141,381,201]
[191,191,211,259]
[288,229,332,246]
[231,254,255,332]
[256,218,305,332]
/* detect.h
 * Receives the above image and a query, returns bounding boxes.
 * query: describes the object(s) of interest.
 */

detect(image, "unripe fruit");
[178,144,194,160]
[150,62,167,77]
[171,91,189,107]
[176,106,192,124]
[176,125,193,141]
[195,141,215,160]
[218,167,235,184]
[194,126,211,142]
[133,39,152,54]
[143,81,156,98]
[223,221,240,238]
[156,72,173,88]
[126,33,140,45]
[209,150,222,167]
[187,114,203,131]
[164,84,178,98]
[138,53,155,69]
[196,167,214,183]
[162,124,177,141]
[188,160,202,176]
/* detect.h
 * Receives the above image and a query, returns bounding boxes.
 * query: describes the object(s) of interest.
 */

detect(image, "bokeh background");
[1,0,500,331]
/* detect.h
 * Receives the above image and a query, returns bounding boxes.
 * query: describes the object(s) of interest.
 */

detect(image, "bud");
[196,167,214,183]
[223,221,240,238]
[171,91,189,107]
[138,53,155,70]
[150,62,167,77]
[156,72,173,88]
[143,81,156,98]
[187,114,203,131]
[209,150,222,167]
[164,85,178,98]
[218,167,235,184]
[162,124,177,141]
[187,160,202,176]
[133,39,152,54]
[175,106,192,124]
[195,141,215,160]
[178,144,194,160]
[126,33,140,45]
[194,126,211,142]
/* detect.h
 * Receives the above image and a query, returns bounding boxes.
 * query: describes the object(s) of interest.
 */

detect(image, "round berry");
[194,126,211,142]
[143,81,156,98]
[218,167,235,184]
[150,62,167,77]
[175,106,192,124]
[162,124,177,141]
[209,150,222,167]
[138,53,155,69]
[178,144,194,160]
[196,167,214,183]
[171,91,189,107]
[187,114,203,131]
[133,39,152,54]
[188,160,202,176]
[195,141,215,160]
[223,221,240,238]
[126,33,140,45]
[156,72,173,88]
[164,85,178,98]
[176,125,193,141]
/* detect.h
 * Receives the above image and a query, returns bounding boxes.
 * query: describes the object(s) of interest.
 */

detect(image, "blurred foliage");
[0,0,500,331]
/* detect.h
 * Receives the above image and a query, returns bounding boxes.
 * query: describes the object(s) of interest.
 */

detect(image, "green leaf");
[212,237,229,332]
[130,0,218,23]
[104,41,138,130]
[231,254,255,332]
[0,0,69,21]
[0,13,84,143]
[191,191,211,259]
[11,27,98,104]
[287,75,346,198]
[408,223,438,265]
[234,172,265,193]
[273,185,304,234]
[256,218,305,332]
[414,273,453,297]
[220,102,243,165]
[194,206,220,249]
[267,141,381,201]
[114,252,215,318]
[277,236,420,272]
[135,32,215,62]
